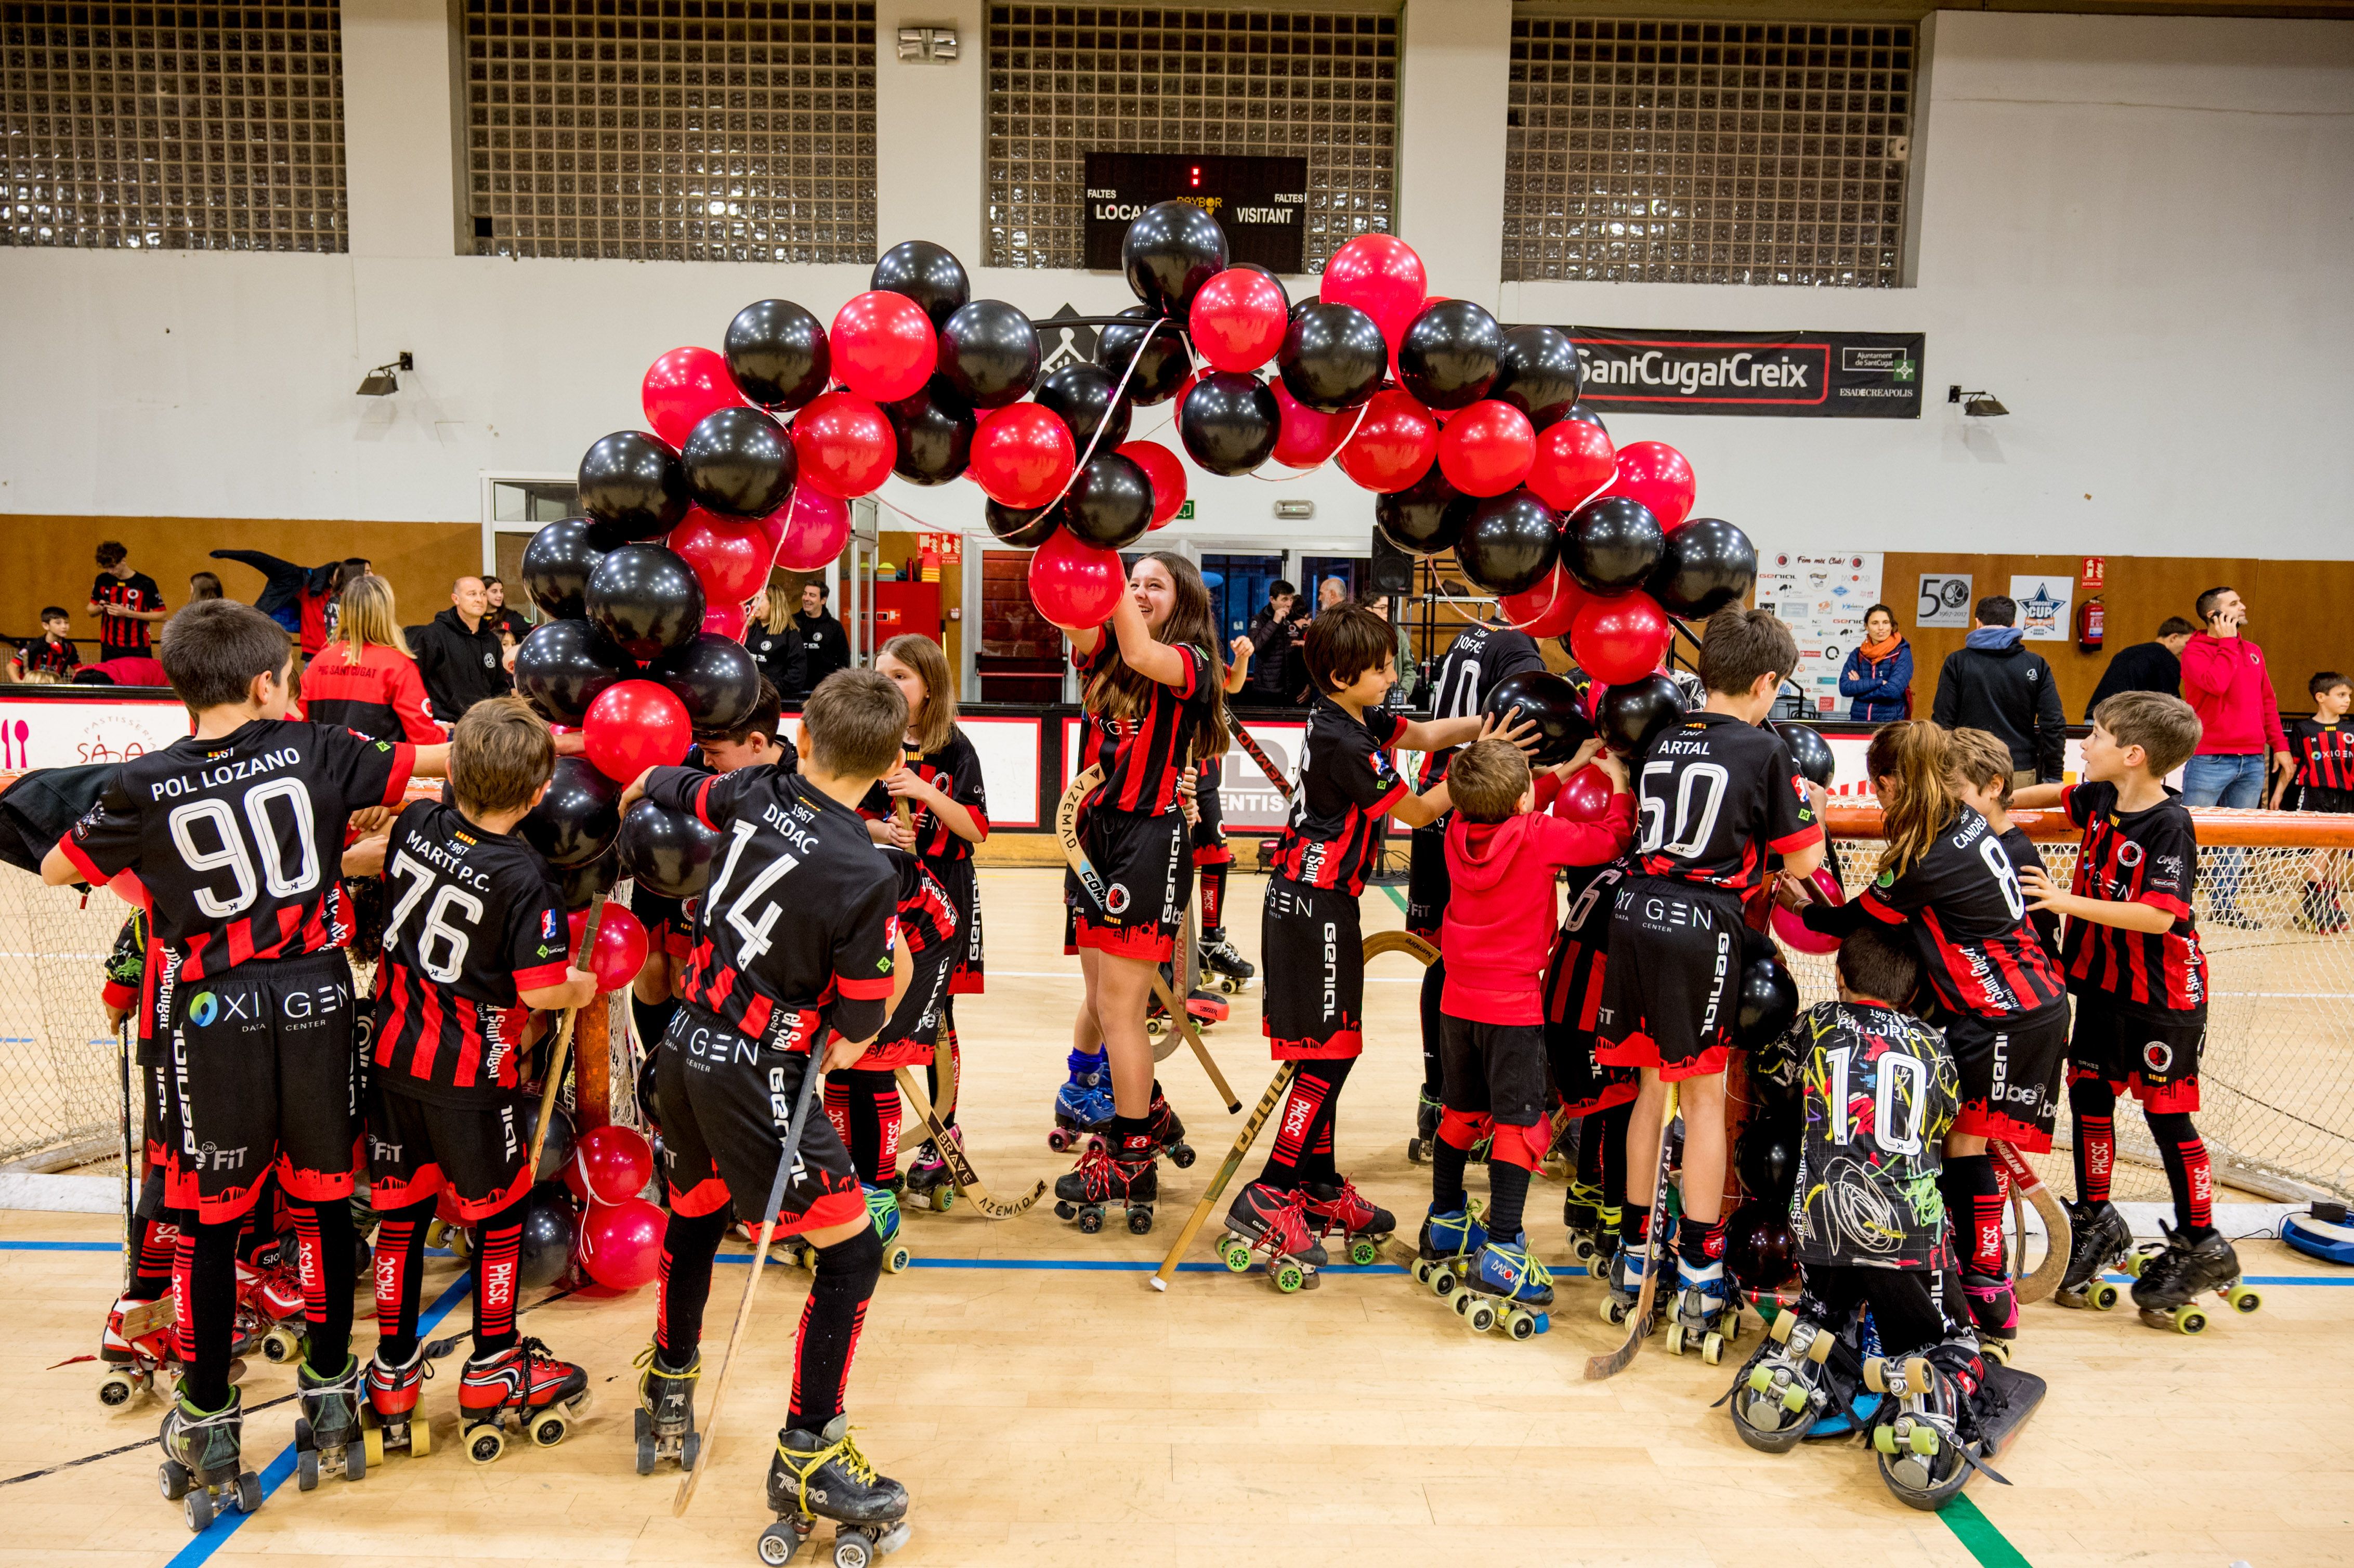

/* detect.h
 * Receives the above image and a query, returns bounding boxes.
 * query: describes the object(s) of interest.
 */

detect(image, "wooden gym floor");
[4,867,2350,1568]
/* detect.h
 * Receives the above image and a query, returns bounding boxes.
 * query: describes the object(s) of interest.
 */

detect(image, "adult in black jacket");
[1241,580,1302,702]
[746,590,805,698]
[1929,595,2066,783]
[788,580,850,699]
[408,576,512,723]
[2083,617,2195,719]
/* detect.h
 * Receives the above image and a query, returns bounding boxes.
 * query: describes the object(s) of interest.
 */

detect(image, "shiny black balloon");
[1565,495,1666,596]
[724,298,830,410]
[653,632,763,738]
[1724,1198,1797,1290]
[1482,670,1596,766]
[869,239,969,331]
[1562,402,1610,435]
[518,1104,574,1185]
[513,618,625,726]
[1398,299,1505,411]
[519,519,607,622]
[521,755,623,868]
[586,544,705,663]
[578,431,690,543]
[619,798,722,898]
[1776,722,1838,788]
[1095,306,1190,406]
[1595,672,1687,759]
[636,1054,664,1132]
[1735,953,1801,1049]
[516,1185,576,1289]
[1373,465,1465,556]
[682,406,796,520]
[885,382,975,486]
[1058,452,1153,551]
[1736,1127,1798,1199]
[555,848,619,912]
[1277,302,1386,413]
[1178,372,1280,476]
[1232,262,1291,312]
[984,499,1061,549]
[1453,489,1560,597]
[1649,517,1758,618]
[1122,200,1229,315]
[1036,362,1132,456]
[1492,325,1584,431]
[937,299,1040,409]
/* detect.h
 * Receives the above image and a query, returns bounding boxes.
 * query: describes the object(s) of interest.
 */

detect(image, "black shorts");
[364,1079,534,1222]
[1544,926,1633,1116]
[1438,1012,1547,1126]
[1944,1000,2071,1151]
[1406,816,1449,939]
[2291,783,2354,815]
[855,929,958,1072]
[657,1000,864,1237]
[635,889,694,965]
[2068,989,2204,1115]
[1191,757,1230,861]
[160,949,361,1223]
[1065,803,1192,963]
[1260,877,1365,1060]
[1594,879,1743,1082]
[934,856,985,995]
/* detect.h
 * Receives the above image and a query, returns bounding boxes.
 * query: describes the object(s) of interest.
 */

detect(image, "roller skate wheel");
[1767,1310,1797,1346]
[831,1535,873,1568]
[1506,1309,1538,1341]
[362,1417,387,1470]
[1871,1425,1896,1455]
[1348,1238,1378,1268]
[567,1387,594,1419]
[1981,1337,2013,1366]
[1273,1261,1304,1294]
[344,1437,367,1482]
[449,1229,474,1263]
[1907,1426,1940,1458]
[2088,1280,2120,1312]
[2227,1285,2261,1314]
[1220,1237,1252,1274]
[884,1245,911,1274]
[185,1486,215,1533]
[2174,1305,2208,1336]
[636,1431,658,1475]
[681,1431,701,1471]
[1145,1017,1165,1038]
[235,1470,261,1513]
[160,1459,190,1502]
[1601,1297,1627,1326]
[1780,1383,1810,1415]
[1047,1128,1073,1153]
[97,1370,135,1408]
[1126,1207,1153,1236]
[756,1521,805,1566]
[1665,1323,1686,1357]
[1168,1144,1196,1170]
[296,1444,320,1493]
[424,1219,450,1251]
[1409,1259,1432,1286]
[1450,1289,1473,1318]
[1863,1358,1890,1394]
[2124,1249,2153,1278]
[530,1412,569,1447]
[261,1325,303,1364]
[1747,1365,1777,1395]
[466,1423,507,1465]
[1464,1300,1498,1335]
[934,1190,954,1213]
[1406,1138,1430,1164]
[1703,1332,1726,1366]
[1053,1201,1076,1221]
[1566,1236,1597,1266]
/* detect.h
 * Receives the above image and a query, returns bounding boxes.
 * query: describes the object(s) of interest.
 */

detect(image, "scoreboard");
[1082,152,1309,274]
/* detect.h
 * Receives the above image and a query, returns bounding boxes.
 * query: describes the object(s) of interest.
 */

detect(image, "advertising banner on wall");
[1564,327,1924,418]
[0,696,190,772]
[2008,575,2076,642]
[1753,552,1885,715]
[1916,572,1975,629]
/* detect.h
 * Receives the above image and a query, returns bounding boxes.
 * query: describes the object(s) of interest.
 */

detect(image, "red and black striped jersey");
[644,764,897,1053]
[1416,620,1547,788]
[2060,781,2208,1013]
[1545,859,1629,1034]
[2287,717,2354,792]
[1073,637,1213,816]
[1998,824,2064,965]
[89,571,165,654]
[886,847,958,959]
[59,719,413,981]
[1267,697,1409,895]
[16,635,77,678]
[858,727,989,863]
[1853,806,2067,1022]
[1633,712,1821,894]
[298,644,443,744]
[369,800,572,1105]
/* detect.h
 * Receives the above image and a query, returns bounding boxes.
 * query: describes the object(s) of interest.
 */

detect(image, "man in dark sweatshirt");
[409,575,513,722]
[789,580,851,700]
[1930,595,2065,785]
[2083,616,2195,720]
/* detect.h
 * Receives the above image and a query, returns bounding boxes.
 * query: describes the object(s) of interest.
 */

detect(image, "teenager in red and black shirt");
[87,540,167,657]
[2279,673,2354,806]
[296,576,443,743]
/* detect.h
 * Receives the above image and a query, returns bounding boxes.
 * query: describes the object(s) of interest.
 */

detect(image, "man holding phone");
[2180,585,2294,925]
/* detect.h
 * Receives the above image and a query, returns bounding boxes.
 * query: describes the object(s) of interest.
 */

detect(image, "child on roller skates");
[1189,635,1262,999]
[44,600,447,1528]
[1597,608,1824,1356]
[2014,694,2253,1333]
[360,697,600,1470]
[1421,737,1633,1332]
[625,670,914,1543]
[1545,851,1640,1277]
[1948,728,2063,963]
[2273,671,2353,932]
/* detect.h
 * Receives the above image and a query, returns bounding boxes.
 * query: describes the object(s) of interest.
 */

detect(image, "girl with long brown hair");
[297,574,441,743]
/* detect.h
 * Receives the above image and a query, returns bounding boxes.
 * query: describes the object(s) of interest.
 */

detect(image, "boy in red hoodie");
[1423,736,1634,1311]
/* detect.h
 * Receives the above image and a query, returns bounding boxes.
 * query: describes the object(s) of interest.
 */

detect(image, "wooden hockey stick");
[894,1068,1045,1219]
[1586,1082,1679,1380]
[1992,1138,2072,1305]
[1149,1063,1297,1292]
[1361,930,1438,965]
[116,1020,136,1294]
[1229,722,1292,797]
[930,1026,958,1123]
[525,894,605,1182]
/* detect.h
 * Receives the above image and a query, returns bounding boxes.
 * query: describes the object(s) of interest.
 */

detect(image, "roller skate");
[2294,882,2350,934]
[1145,977,1227,1040]
[900,1132,958,1213]
[456,1337,591,1464]
[239,1252,309,1365]
[2129,1221,2262,1335]
[1405,1092,1441,1165]
[1146,1087,1195,1168]
[632,1342,700,1474]
[1301,1179,1394,1266]
[1665,1256,1738,1365]
[1453,1235,1555,1340]
[1599,1224,1671,1330]
[1052,1142,1157,1235]
[1217,1181,1326,1291]
[1728,1309,1846,1454]
[2055,1198,2135,1311]
[361,1344,433,1465]
[1048,1050,1113,1153]
[1865,1340,2003,1513]
[98,1293,179,1409]
[864,1184,912,1275]
[757,1416,910,1567]
[1197,930,1256,995]
[293,1353,368,1489]
[1561,1179,1616,1274]
[424,1216,476,1263]
[158,1386,261,1533]
[1959,1270,2019,1363]
[1539,1107,1575,1181]
[1408,1204,1487,1298]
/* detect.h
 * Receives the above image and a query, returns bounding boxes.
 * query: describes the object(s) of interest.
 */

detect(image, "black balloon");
[1724,1199,1797,1291]
[521,755,622,868]
[518,1103,573,1184]
[937,299,1040,409]
[519,518,607,621]
[1454,489,1560,597]
[885,382,975,486]
[1596,672,1687,759]
[1277,302,1387,412]
[636,1054,663,1132]
[682,406,796,519]
[1373,466,1465,556]
[1736,953,1801,1049]
[1398,299,1505,411]
[1492,325,1584,430]
[1122,199,1229,315]
[1482,670,1596,766]
[1776,722,1838,788]
[517,1185,576,1289]
[1562,401,1610,435]
[1035,363,1132,457]
[1178,372,1281,476]
[869,239,969,331]
[586,544,705,663]
[1095,307,1191,406]
[1649,517,1758,618]
[724,298,830,410]
[513,618,625,725]
[1736,1127,1798,1199]
[984,498,1061,549]
[578,431,690,543]
[1565,495,1666,596]
[555,848,619,912]
[619,798,722,898]
[1058,452,1154,551]
[654,632,763,738]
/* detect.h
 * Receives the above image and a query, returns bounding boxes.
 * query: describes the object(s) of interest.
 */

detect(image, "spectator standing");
[747,585,805,699]
[2084,617,2196,718]
[210,551,369,655]
[298,576,443,743]
[482,575,534,644]
[1359,590,1421,708]
[1837,603,1912,722]
[187,572,226,604]
[11,607,82,682]
[790,580,851,699]
[1316,576,1348,615]
[1244,579,1302,701]
[1929,595,2065,786]
[87,541,167,659]
[409,575,512,723]
[2180,585,2293,926]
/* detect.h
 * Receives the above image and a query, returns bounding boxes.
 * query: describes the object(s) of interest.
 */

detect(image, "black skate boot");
[159,1386,260,1533]
[1219,1180,1327,1289]
[1406,1092,1441,1165]
[2130,1221,2262,1334]
[1145,1087,1195,1168]
[294,1353,368,1488]
[1301,1179,1394,1267]
[1727,1308,1847,1455]
[2056,1199,2134,1311]
[760,1416,910,1566]
[1053,1141,1158,1235]
[1957,1270,2019,1363]
[1197,929,1254,994]
[900,1134,957,1213]
[1561,1178,1612,1273]
[633,1342,701,1474]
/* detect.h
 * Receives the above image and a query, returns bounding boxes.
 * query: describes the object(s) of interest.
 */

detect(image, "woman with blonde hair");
[299,574,442,742]
[745,581,804,698]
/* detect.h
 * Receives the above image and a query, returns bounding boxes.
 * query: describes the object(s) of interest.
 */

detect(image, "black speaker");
[1368,529,1414,596]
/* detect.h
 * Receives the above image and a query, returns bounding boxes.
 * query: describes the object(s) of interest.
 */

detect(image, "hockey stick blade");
[1152,1062,1298,1291]
[1586,1084,1679,1380]
[1993,1138,2072,1305]
[894,1068,1045,1219]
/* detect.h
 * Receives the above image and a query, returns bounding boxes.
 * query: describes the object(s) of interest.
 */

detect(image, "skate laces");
[1489,1240,1552,1291]
[634,1342,700,1385]
[776,1426,878,1504]
[1309,1180,1374,1227]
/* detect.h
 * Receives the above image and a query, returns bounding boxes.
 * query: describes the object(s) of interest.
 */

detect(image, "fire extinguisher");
[2077,596,2104,650]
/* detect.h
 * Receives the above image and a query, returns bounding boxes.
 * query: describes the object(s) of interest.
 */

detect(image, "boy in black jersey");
[2274,672,2352,932]
[624,670,914,1531]
[44,600,447,1517]
[10,605,80,681]
[361,697,600,1456]
[1596,607,1823,1340]
[1950,727,2062,963]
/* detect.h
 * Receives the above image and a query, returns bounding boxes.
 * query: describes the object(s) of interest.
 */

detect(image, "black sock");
[655,1207,729,1365]
[632,994,678,1053]
[786,1224,882,1433]
[1486,1160,1532,1240]
[300,1198,354,1376]
[1108,1113,1153,1160]
[826,1068,894,1186]
[128,1212,176,1301]
[1254,1059,1352,1187]
[1431,1136,1471,1214]
[1418,959,1445,1097]
[1598,1101,1632,1211]
[1619,1200,1652,1249]
[188,1219,241,1412]
[1678,1211,1725,1270]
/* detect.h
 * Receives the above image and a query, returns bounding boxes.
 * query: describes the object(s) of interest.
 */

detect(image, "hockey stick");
[1361,930,1438,965]
[116,1020,136,1295]
[673,1053,828,1518]
[894,1068,1045,1219]
[1150,1063,1297,1292]
[930,1026,958,1123]
[525,893,606,1183]
[1229,722,1291,798]
[1991,1139,2072,1305]
[1586,1082,1679,1380]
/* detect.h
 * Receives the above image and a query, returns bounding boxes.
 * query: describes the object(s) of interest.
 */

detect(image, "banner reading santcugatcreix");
[1565,326,1924,419]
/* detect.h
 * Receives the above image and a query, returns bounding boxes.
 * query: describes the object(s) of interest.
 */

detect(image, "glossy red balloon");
[1554,763,1616,824]
[567,1123,656,1204]
[1335,388,1438,492]
[1773,866,1848,956]
[577,1195,664,1289]
[701,602,748,642]
[774,487,851,571]
[793,391,895,499]
[970,403,1077,508]
[1437,400,1536,497]
[668,507,769,603]
[1117,439,1187,528]
[1608,440,1697,529]
[1321,234,1428,346]
[1188,267,1290,373]
[583,679,691,783]
[1270,382,1352,469]
[566,903,649,994]
[1499,566,1593,638]
[1028,529,1123,630]
[642,347,739,448]
[1527,417,1618,512]
[1570,592,1673,685]
[829,290,937,403]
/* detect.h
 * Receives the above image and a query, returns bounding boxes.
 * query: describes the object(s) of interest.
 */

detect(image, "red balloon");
[829,290,936,403]
[583,679,691,782]
[1270,382,1352,469]
[1188,267,1290,373]
[568,1123,656,1205]
[641,347,739,448]
[577,1195,664,1289]
[1570,593,1673,685]
[793,391,895,499]
[1608,440,1696,529]
[1028,529,1123,630]
[1335,388,1438,492]
[1437,400,1536,497]
[970,403,1076,508]
[1322,234,1428,346]
[1527,417,1618,513]
[1554,763,1616,824]
[567,904,649,994]
[1117,440,1187,528]
[1499,566,1593,638]
[701,602,748,642]
[668,507,769,603]
[1773,866,1848,955]
[774,487,850,571]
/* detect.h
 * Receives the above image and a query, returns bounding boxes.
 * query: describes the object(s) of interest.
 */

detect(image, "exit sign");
[1175,500,1194,521]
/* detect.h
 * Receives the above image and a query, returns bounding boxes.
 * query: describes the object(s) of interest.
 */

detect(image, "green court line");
[1943,1492,2032,1567]
[1381,882,1410,914]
